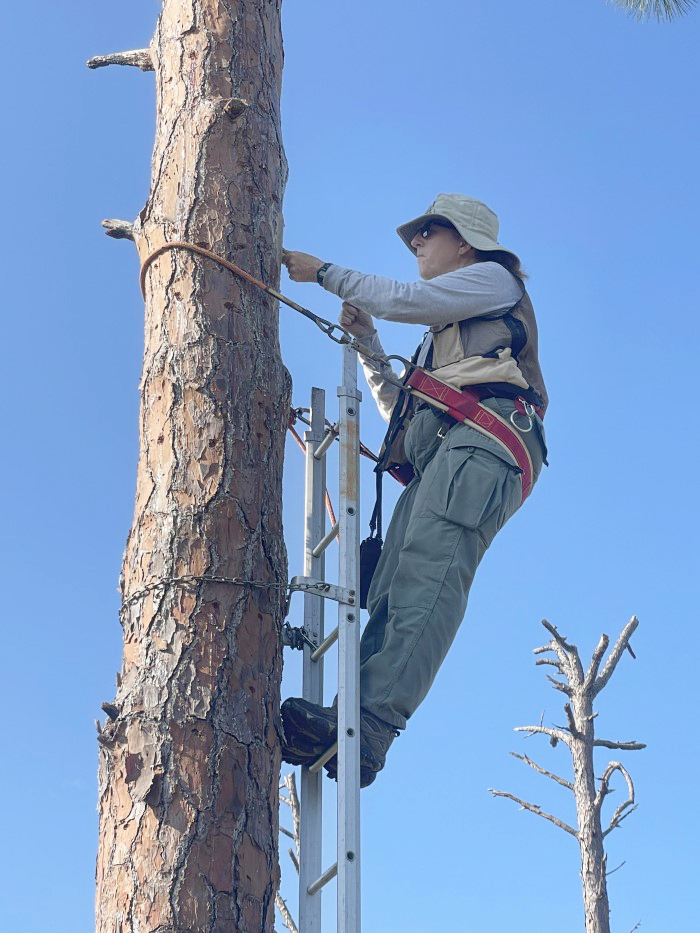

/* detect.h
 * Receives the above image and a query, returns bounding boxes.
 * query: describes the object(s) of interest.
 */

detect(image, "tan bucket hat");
[397,193,520,265]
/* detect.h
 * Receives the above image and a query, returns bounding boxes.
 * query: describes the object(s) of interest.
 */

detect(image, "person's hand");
[339,302,375,338]
[281,249,324,283]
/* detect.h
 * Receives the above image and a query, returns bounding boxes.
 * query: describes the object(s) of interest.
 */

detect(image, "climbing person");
[280,194,548,786]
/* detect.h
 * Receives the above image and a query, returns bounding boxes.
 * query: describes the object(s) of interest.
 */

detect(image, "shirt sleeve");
[321,261,521,327]
[354,330,401,424]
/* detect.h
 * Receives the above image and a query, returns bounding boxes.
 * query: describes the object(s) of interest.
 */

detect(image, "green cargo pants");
[360,402,545,730]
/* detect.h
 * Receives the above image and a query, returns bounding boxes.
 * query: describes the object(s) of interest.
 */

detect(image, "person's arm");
[337,301,401,423]
[321,262,521,326]
[355,330,401,424]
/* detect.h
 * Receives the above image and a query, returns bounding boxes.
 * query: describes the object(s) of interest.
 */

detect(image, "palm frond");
[611,0,697,20]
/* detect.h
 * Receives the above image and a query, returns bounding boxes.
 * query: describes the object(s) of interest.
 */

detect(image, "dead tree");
[490,617,644,933]
[89,2,289,931]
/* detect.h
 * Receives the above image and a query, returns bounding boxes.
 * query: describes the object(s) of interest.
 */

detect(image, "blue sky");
[1,2,698,931]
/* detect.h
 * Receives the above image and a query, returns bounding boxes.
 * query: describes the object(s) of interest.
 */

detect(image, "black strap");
[368,469,383,539]
[375,336,425,474]
[502,311,527,359]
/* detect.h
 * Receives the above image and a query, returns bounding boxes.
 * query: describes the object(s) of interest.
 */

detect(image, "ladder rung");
[313,427,337,460]
[308,741,338,774]
[307,862,338,896]
[312,522,340,558]
[310,626,339,662]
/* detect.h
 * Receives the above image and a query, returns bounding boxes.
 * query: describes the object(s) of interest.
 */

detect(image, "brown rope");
[140,241,280,301]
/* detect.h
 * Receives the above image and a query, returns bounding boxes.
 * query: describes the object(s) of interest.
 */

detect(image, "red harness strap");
[406,369,535,504]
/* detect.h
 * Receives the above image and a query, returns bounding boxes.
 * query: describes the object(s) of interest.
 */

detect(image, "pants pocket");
[442,444,517,537]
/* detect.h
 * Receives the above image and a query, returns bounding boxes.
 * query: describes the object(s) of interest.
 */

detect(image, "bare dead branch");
[592,616,640,696]
[489,789,578,837]
[606,860,626,877]
[275,892,299,933]
[564,702,579,737]
[605,804,638,837]
[584,633,610,690]
[288,847,299,874]
[546,674,573,696]
[102,219,135,241]
[541,619,584,684]
[280,826,295,840]
[596,761,631,809]
[515,724,571,746]
[593,739,646,751]
[535,657,565,670]
[283,772,301,860]
[595,762,638,837]
[87,49,154,71]
[510,752,574,790]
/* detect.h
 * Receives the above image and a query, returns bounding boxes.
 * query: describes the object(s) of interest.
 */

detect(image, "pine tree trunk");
[95,2,289,931]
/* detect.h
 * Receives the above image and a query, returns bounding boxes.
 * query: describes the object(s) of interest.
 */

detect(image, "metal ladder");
[284,345,362,933]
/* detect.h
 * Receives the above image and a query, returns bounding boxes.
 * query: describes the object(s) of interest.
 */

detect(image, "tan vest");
[430,287,548,413]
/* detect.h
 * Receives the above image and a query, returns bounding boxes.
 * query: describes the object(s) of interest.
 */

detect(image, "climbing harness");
[406,369,535,503]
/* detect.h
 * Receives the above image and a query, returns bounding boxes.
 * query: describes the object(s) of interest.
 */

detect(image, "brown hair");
[473,248,527,281]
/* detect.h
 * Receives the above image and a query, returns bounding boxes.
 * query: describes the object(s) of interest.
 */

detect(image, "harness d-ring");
[510,400,535,433]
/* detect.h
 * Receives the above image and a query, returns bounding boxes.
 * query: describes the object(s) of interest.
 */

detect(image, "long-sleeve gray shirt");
[321,261,521,422]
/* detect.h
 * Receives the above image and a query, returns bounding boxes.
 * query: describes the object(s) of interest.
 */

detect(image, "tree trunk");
[571,694,611,933]
[94,2,289,931]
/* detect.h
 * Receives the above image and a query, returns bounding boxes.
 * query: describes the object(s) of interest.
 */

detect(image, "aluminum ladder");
[284,345,362,933]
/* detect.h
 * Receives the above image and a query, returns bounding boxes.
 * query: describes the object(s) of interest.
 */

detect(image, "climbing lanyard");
[140,241,536,501]
[140,240,412,391]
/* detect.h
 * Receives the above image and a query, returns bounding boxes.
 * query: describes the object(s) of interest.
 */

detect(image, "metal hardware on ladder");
[312,523,340,558]
[314,426,337,461]
[310,627,339,662]
[289,577,355,606]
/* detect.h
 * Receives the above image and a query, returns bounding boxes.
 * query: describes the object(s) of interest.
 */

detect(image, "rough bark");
[93,2,289,932]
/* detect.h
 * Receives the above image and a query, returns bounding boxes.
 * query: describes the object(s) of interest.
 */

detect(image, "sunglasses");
[418,220,455,239]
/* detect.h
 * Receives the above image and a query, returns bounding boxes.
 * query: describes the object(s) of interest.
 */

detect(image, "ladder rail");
[299,388,327,933]
[291,348,362,933]
[337,346,362,933]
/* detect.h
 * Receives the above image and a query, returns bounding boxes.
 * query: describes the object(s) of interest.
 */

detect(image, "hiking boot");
[281,698,399,787]
[324,707,399,788]
[281,697,338,747]
[280,727,327,767]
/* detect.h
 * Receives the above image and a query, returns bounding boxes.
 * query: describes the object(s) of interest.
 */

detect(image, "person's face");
[410,221,472,280]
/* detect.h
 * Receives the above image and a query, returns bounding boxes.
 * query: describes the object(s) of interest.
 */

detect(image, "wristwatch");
[316,262,332,286]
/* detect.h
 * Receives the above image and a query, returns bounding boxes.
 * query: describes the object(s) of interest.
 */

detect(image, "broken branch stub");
[87,49,154,71]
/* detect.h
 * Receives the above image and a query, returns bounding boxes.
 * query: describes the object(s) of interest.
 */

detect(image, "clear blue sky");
[1,2,698,931]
